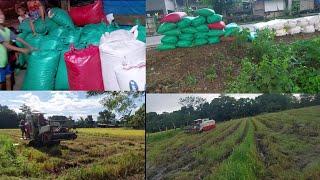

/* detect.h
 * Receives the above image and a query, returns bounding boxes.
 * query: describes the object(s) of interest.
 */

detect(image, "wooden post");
[60,0,70,11]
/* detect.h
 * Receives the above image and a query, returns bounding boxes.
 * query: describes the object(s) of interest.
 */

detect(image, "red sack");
[69,0,107,26]
[208,21,226,30]
[160,12,187,23]
[64,45,104,90]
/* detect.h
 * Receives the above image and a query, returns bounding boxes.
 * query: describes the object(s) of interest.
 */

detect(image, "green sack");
[80,31,102,46]
[45,18,59,32]
[207,29,225,37]
[177,16,194,28]
[194,32,208,39]
[163,29,181,36]
[177,40,192,48]
[19,19,47,34]
[48,27,68,37]
[48,8,74,28]
[15,33,28,48]
[161,36,178,44]
[208,37,220,44]
[194,38,208,46]
[207,14,223,24]
[224,23,241,37]
[22,50,60,90]
[179,33,194,41]
[156,43,176,51]
[24,34,45,49]
[40,36,63,50]
[83,23,107,34]
[181,27,198,34]
[105,24,121,33]
[196,25,209,32]
[158,23,176,34]
[195,8,216,16]
[191,16,206,27]
[63,28,82,44]
[137,25,146,43]
[55,49,69,90]
[18,53,29,66]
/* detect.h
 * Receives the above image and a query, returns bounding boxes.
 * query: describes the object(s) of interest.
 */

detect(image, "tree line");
[146,94,320,133]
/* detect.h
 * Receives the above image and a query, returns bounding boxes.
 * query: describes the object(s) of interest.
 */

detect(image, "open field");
[147,32,320,93]
[0,128,145,180]
[146,106,320,179]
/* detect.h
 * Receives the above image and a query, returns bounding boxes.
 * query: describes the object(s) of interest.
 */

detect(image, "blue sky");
[0,92,144,121]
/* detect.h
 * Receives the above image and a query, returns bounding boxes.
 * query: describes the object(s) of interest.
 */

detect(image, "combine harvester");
[184,118,216,133]
[26,111,77,146]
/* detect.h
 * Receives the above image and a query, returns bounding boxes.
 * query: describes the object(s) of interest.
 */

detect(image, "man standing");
[19,119,26,139]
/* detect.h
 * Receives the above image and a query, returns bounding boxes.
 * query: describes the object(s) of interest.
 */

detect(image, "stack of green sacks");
[16,7,146,90]
[156,8,240,51]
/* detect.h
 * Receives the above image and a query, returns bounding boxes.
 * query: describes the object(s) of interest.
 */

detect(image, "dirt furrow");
[148,120,244,180]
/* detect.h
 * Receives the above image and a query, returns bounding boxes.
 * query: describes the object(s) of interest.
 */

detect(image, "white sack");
[275,29,287,36]
[115,65,146,91]
[301,25,315,33]
[297,17,309,27]
[287,26,301,35]
[285,19,297,28]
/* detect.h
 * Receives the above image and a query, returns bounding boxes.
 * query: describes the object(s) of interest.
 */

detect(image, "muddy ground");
[147,31,320,93]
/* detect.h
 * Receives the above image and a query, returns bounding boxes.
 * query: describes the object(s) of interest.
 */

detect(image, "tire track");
[148,121,242,180]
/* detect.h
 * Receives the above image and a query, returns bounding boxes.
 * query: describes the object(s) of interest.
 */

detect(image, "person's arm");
[38,1,45,20]
[16,37,34,50]
[3,42,30,54]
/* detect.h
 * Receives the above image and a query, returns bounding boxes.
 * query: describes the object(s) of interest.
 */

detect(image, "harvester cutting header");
[184,118,216,133]
[19,111,77,146]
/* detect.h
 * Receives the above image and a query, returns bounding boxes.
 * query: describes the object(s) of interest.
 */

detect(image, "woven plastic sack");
[137,25,146,43]
[191,16,206,27]
[19,19,47,34]
[160,12,187,23]
[195,8,215,16]
[39,36,63,50]
[80,31,102,46]
[208,21,226,30]
[194,32,208,39]
[69,0,107,26]
[15,33,28,48]
[63,28,82,44]
[55,49,69,90]
[163,29,181,36]
[48,8,74,28]
[301,25,315,33]
[177,40,192,48]
[207,14,223,24]
[161,36,178,44]
[158,23,176,34]
[208,37,220,44]
[24,34,44,49]
[22,50,60,90]
[45,18,59,32]
[224,23,240,37]
[156,43,176,51]
[48,27,68,37]
[65,45,104,90]
[194,38,208,46]
[275,29,287,36]
[177,17,194,28]
[196,25,209,32]
[115,64,146,91]
[287,26,301,35]
[179,33,193,41]
[207,30,225,37]
[181,27,198,34]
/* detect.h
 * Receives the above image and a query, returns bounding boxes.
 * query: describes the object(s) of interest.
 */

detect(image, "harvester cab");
[184,118,216,133]
[26,111,77,146]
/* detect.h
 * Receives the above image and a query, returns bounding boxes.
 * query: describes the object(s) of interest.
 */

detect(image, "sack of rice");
[191,16,206,27]
[285,19,297,28]
[297,17,309,27]
[287,26,301,35]
[275,29,287,36]
[301,25,315,33]
[177,17,195,29]
[195,8,215,17]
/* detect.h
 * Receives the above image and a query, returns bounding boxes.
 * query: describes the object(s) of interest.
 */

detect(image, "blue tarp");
[103,0,145,15]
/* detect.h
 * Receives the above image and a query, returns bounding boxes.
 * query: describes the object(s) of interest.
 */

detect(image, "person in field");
[0,9,34,90]
[19,119,26,139]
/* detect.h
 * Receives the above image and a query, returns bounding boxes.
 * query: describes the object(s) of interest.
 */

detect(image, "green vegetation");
[229,29,320,93]
[0,128,145,180]
[147,106,320,179]
[205,65,217,81]
[185,74,197,86]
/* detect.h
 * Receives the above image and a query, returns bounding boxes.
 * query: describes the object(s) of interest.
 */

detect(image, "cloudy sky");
[0,92,142,121]
[146,94,262,113]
